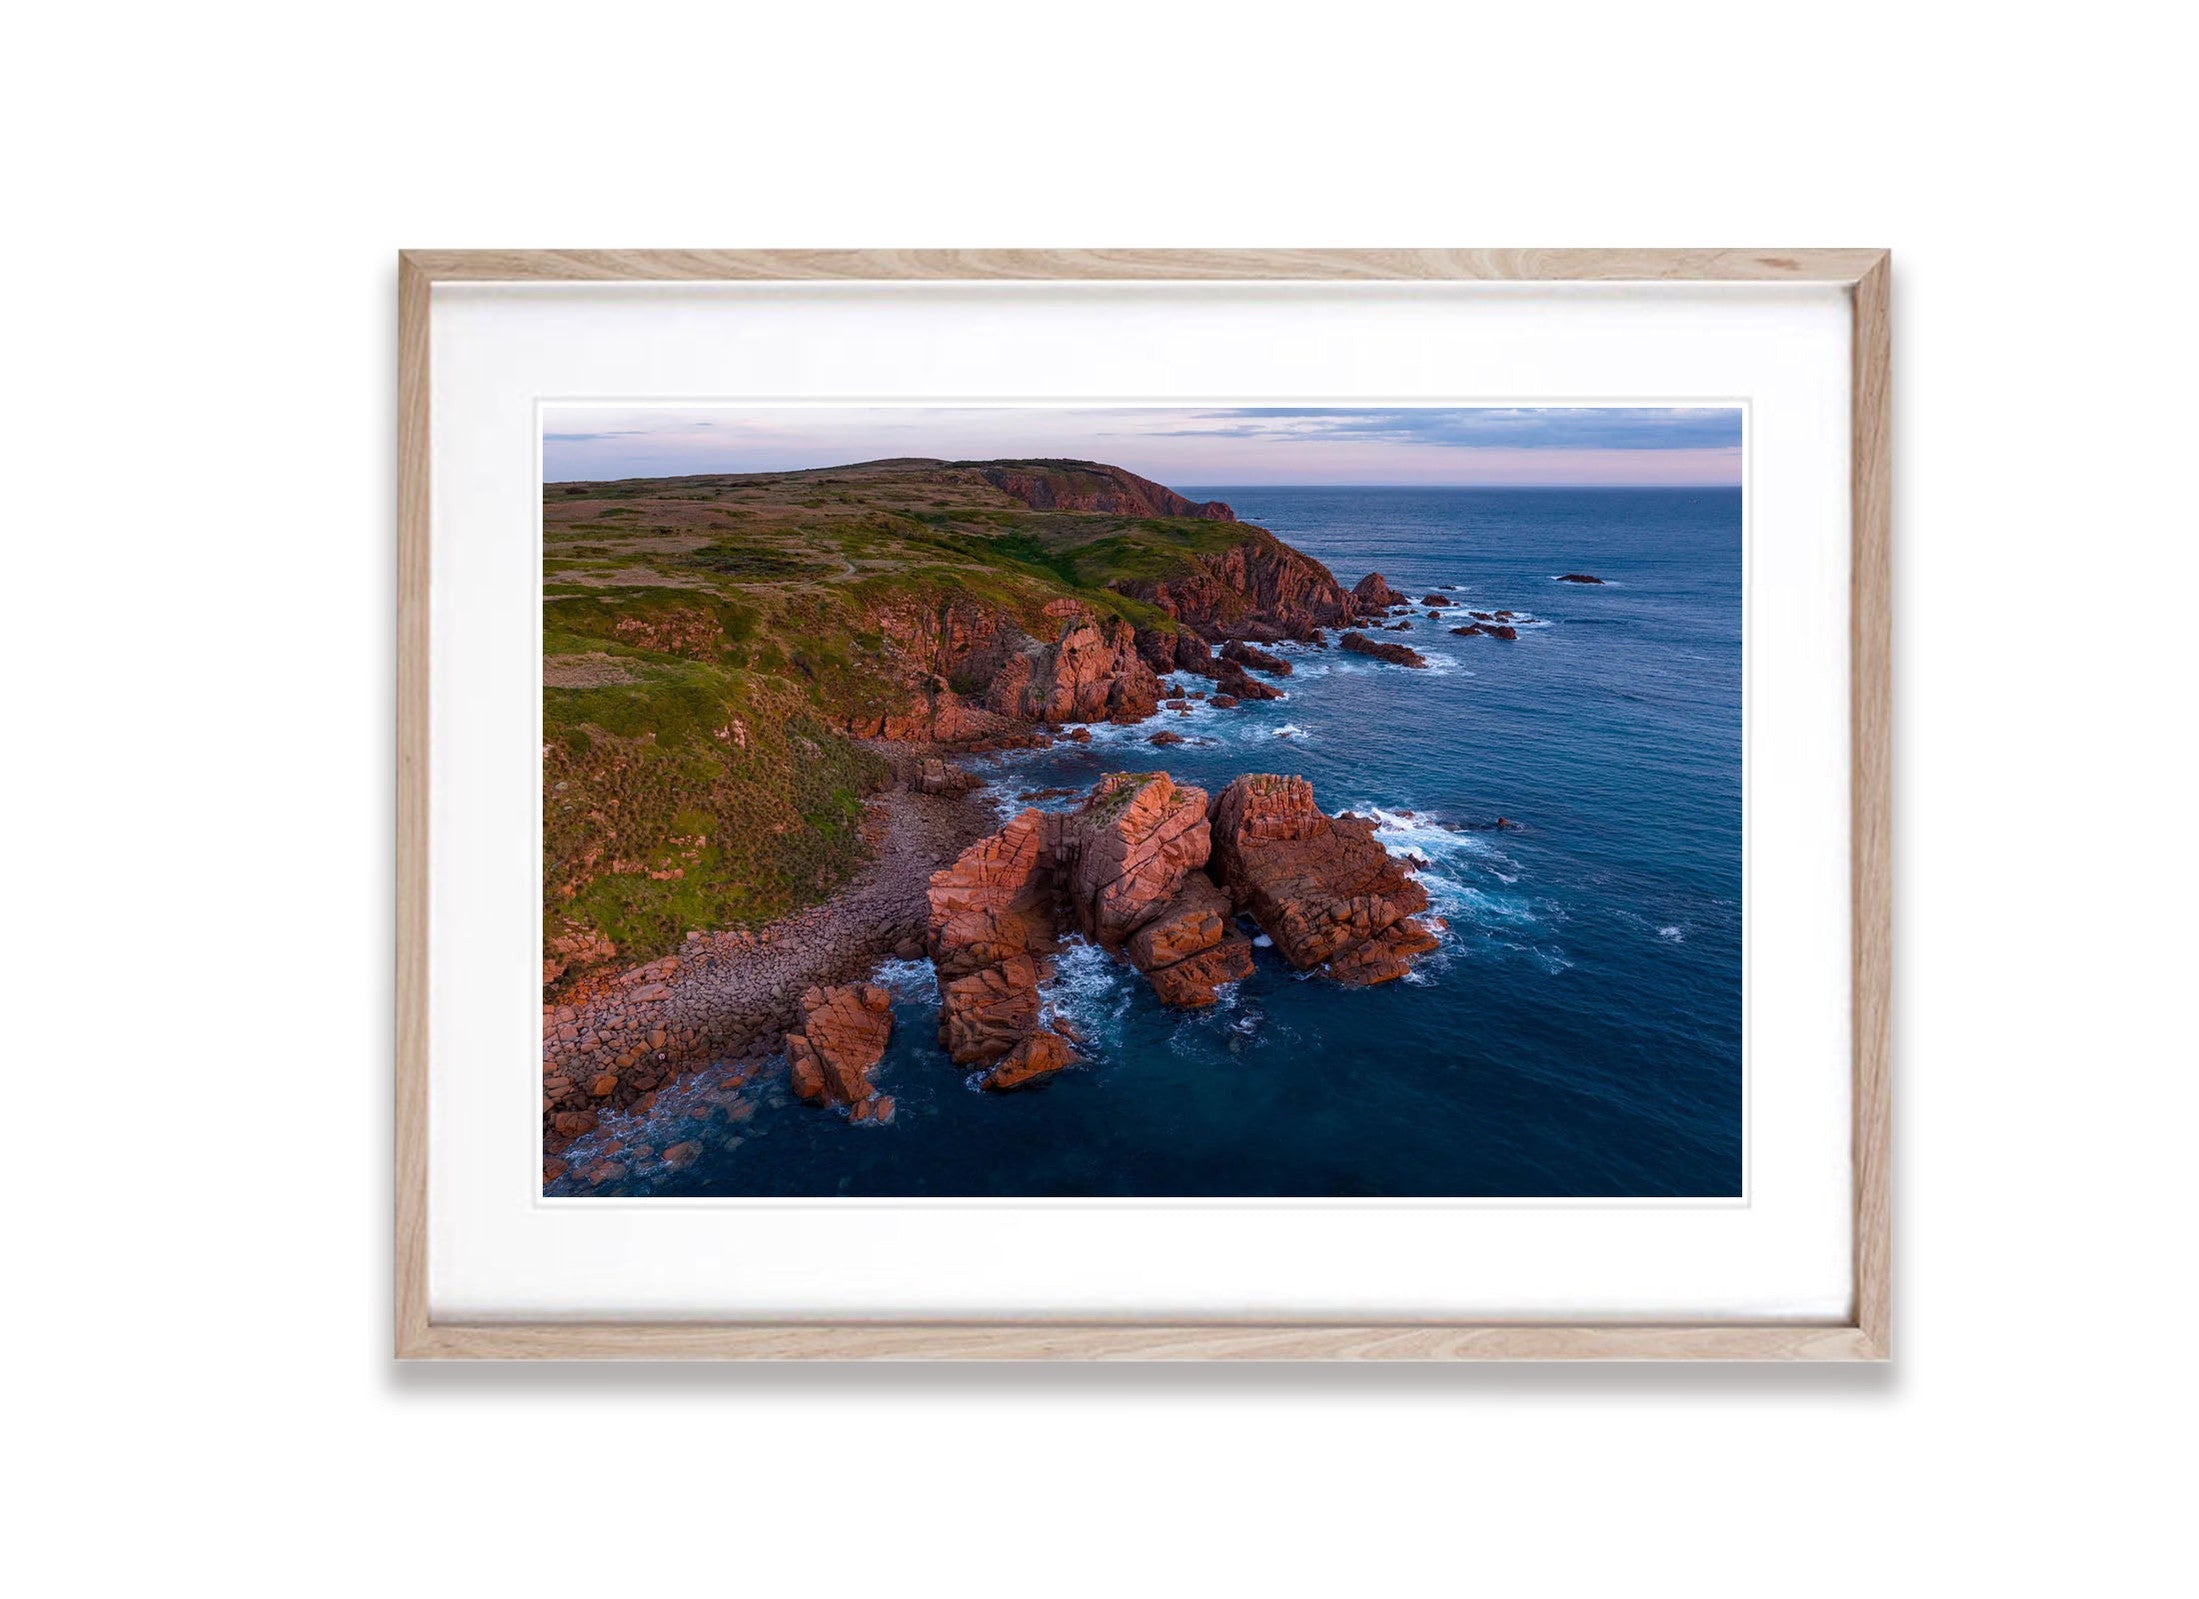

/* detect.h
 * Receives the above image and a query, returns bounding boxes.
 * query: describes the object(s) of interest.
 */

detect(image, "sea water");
[636,486,1742,1198]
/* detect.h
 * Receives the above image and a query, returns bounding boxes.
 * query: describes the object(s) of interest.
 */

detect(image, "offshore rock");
[984,1028,1079,1091]
[1220,639,1292,676]
[1351,572,1404,613]
[1208,773,1436,986]
[1338,630,1429,668]
[1142,931,1254,1007]
[939,954,1045,1066]
[785,982,894,1106]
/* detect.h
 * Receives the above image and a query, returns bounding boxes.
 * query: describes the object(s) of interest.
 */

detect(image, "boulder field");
[922,770,1439,1091]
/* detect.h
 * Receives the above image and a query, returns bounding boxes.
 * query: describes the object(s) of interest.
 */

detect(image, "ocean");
[634,486,1742,1198]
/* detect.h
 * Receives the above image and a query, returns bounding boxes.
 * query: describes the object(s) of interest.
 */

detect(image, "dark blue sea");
[624,487,1742,1198]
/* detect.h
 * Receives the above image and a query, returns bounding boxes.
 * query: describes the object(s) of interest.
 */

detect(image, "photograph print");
[539,404,1743,1198]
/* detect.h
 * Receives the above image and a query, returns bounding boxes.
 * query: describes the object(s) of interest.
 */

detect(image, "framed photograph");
[398,249,1889,1359]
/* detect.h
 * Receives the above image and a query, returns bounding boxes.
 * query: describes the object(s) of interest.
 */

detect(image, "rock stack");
[921,769,1439,1088]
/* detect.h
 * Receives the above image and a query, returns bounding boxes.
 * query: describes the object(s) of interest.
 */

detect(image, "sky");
[542,406,1742,488]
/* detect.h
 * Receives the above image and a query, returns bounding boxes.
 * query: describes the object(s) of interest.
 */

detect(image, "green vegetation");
[541,457,1266,979]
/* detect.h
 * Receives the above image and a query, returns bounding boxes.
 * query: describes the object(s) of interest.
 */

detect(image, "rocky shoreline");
[542,529,1554,1174]
[540,765,997,1163]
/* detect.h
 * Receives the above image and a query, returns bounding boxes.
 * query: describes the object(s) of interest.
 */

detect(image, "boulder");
[1210,693,1241,709]
[1125,873,1234,971]
[1487,624,1519,640]
[1149,729,1186,747]
[912,756,982,796]
[1142,931,1255,1007]
[984,1028,1078,1091]
[1420,594,1449,607]
[939,954,1045,1065]
[1208,774,1437,985]
[1450,624,1484,636]
[1556,573,1606,584]
[784,982,894,1105]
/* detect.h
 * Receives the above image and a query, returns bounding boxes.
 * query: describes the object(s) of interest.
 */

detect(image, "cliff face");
[980,461,1235,521]
[845,603,1162,747]
[1116,528,1358,641]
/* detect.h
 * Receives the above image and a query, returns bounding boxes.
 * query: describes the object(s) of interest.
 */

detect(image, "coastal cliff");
[542,457,1366,987]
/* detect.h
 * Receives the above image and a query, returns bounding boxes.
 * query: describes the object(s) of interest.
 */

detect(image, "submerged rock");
[1556,573,1606,584]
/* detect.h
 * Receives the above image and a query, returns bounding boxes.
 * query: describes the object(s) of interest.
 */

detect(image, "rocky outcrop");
[985,1028,1078,1091]
[940,955,1045,1065]
[981,461,1234,521]
[1486,624,1519,640]
[1351,573,1404,613]
[1118,529,1358,642]
[985,612,1161,726]
[785,983,894,1106]
[1556,573,1606,584]
[1057,773,1212,948]
[1420,594,1449,607]
[1221,639,1292,676]
[847,600,1158,745]
[1124,873,1252,1007]
[1208,774,1438,987]
[1339,630,1429,668]
[1450,624,1484,636]
[926,809,1059,979]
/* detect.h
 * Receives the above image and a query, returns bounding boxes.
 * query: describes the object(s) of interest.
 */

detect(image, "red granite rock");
[1057,772,1212,948]
[926,809,1059,979]
[784,982,894,1105]
[1208,774,1437,984]
[939,954,1045,1065]
[1142,931,1256,1007]
[984,1028,1079,1091]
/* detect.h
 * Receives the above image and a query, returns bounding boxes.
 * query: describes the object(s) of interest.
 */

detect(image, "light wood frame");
[397,248,1890,1360]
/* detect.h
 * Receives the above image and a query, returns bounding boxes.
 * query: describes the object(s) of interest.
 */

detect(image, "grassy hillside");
[541,458,1263,984]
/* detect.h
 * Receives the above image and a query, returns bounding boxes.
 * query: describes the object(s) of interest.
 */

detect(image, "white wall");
[10,3,2190,1594]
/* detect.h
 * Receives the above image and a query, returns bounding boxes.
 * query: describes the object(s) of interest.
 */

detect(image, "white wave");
[871,956,940,1000]
[1270,723,1311,740]
[1037,938,1133,1057]
[1658,925,1686,942]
